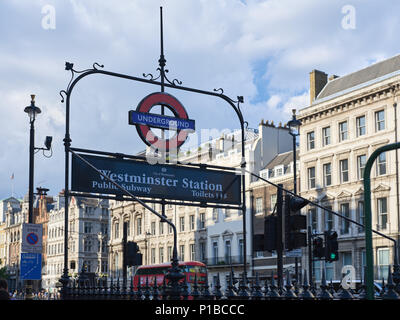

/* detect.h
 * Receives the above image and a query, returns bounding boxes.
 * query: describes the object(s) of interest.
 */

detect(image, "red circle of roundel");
[135,92,190,151]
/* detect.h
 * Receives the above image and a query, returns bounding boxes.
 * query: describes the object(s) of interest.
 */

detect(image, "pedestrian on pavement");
[0,279,10,300]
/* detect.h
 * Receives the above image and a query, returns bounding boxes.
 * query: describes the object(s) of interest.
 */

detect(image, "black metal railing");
[60,266,400,300]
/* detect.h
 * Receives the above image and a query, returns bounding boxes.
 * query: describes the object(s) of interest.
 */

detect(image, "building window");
[342,251,352,269]
[212,208,218,222]
[159,221,164,235]
[151,221,156,235]
[179,216,185,232]
[200,213,205,229]
[313,260,321,281]
[378,248,389,280]
[340,203,350,234]
[159,247,164,263]
[324,205,333,231]
[190,244,195,261]
[114,222,119,239]
[340,159,349,183]
[356,115,366,137]
[255,197,263,214]
[375,110,385,131]
[339,121,348,141]
[322,127,331,146]
[270,194,277,212]
[224,240,232,264]
[212,241,219,265]
[238,239,244,263]
[168,246,172,262]
[323,163,332,187]
[309,208,317,233]
[200,242,206,262]
[275,166,283,176]
[307,131,315,150]
[357,201,364,233]
[189,215,195,230]
[136,218,142,235]
[84,239,92,252]
[377,197,388,230]
[84,222,92,234]
[308,167,316,189]
[377,152,386,176]
[357,155,366,180]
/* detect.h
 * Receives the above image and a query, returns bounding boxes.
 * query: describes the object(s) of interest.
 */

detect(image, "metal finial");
[31,94,35,103]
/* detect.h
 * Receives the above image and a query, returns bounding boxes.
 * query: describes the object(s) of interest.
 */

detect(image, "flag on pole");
[11,173,14,180]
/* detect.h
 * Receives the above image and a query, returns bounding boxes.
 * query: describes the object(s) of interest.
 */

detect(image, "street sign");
[129,92,195,151]
[21,223,43,254]
[20,253,42,280]
[285,248,302,258]
[72,153,241,205]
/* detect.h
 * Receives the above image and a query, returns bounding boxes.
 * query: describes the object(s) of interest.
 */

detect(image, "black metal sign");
[72,153,241,205]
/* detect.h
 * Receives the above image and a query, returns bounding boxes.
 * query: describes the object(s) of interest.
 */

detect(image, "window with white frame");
[190,244,195,261]
[159,221,164,235]
[270,194,277,212]
[323,163,332,186]
[322,126,331,146]
[159,247,164,263]
[309,208,318,233]
[212,241,219,264]
[179,216,185,232]
[377,152,386,176]
[212,208,218,222]
[357,201,364,233]
[357,154,366,180]
[151,248,156,264]
[378,248,389,280]
[255,197,263,214]
[356,115,366,137]
[340,159,349,183]
[308,167,316,189]
[375,110,385,132]
[151,221,156,235]
[224,240,232,264]
[324,205,333,231]
[307,131,315,150]
[340,203,350,234]
[200,212,205,229]
[339,121,348,141]
[190,215,195,230]
[377,197,388,230]
[136,217,142,235]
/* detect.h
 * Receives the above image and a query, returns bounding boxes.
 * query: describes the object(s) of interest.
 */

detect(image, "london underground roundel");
[129,92,195,151]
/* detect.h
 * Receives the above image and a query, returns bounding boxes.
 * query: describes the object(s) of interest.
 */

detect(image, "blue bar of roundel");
[129,111,195,131]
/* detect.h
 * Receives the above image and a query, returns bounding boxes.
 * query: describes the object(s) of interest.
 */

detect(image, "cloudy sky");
[1,0,400,200]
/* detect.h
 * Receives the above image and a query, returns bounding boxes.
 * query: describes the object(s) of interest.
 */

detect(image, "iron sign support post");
[363,142,400,300]
[59,8,247,299]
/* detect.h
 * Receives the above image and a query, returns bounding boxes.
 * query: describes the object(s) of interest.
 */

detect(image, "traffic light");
[264,214,277,252]
[284,194,308,250]
[325,231,339,262]
[312,237,324,259]
[126,241,143,266]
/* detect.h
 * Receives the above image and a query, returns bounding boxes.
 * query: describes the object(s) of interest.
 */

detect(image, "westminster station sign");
[72,154,241,205]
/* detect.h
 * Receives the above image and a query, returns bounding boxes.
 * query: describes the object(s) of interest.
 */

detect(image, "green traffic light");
[330,253,336,259]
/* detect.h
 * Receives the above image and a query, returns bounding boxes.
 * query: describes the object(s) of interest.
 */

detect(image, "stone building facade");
[298,55,400,282]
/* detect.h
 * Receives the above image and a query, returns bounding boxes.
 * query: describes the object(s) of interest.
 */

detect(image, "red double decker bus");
[133,261,207,290]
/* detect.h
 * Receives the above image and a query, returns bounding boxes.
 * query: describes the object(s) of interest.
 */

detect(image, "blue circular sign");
[26,232,39,245]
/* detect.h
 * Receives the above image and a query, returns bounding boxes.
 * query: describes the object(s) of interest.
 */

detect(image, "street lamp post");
[24,94,41,299]
[24,95,41,224]
[287,109,301,282]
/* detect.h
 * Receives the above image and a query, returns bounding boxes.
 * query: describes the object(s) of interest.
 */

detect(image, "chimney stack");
[309,69,328,104]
